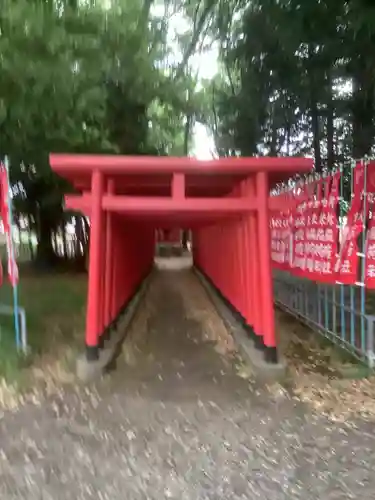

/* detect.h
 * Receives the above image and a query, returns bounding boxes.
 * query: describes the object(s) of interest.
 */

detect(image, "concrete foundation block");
[194,267,287,382]
[76,347,114,383]
[76,273,152,383]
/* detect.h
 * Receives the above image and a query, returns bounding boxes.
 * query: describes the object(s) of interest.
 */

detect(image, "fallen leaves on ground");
[122,282,156,365]
[276,309,375,422]
[293,372,375,422]
[179,273,236,357]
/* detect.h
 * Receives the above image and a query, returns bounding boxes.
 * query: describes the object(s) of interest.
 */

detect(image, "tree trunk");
[270,110,278,155]
[61,220,68,259]
[175,0,216,79]
[352,64,374,158]
[36,213,56,267]
[311,100,322,172]
[83,218,90,271]
[326,72,335,170]
[140,0,154,26]
[308,45,322,172]
[285,122,291,156]
[26,214,35,260]
[75,216,86,257]
[83,217,90,246]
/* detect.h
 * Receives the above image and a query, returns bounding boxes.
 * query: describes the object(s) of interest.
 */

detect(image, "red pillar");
[99,208,106,334]
[104,179,115,328]
[238,183,247,320]
[111,215,120,319]
[85,170,104,360]
[244,177,262,349]
[256,171,277,363]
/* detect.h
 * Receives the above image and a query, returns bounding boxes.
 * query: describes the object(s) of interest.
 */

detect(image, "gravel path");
[0,269,374,499]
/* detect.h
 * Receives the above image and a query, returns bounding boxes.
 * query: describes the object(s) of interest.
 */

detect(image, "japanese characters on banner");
[270,214,284,268]
[334,163,363,285]
[271,170,341,283]
[335,160,375,286]
[292,172,340,282]
[362,161,375,288]
[270,159,375,287]
[365,215,375,288]
[270,192,292,270]
[308,172,340,282]
[291,185,308,275]
[270,191,295,271]
[0,163,19,287]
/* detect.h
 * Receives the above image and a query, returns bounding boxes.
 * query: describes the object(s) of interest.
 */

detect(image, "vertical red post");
[234,186,245,316]
[85,170,104,361]
[245,176,262,349]
[111,216,119,320]
[233,219,239,311]
[218,224,224,293]
[120,223,128,305]
[99,208,106,334]
[242,209,252,324]
[104,179,115,328]
[238,184,247,320]
[256,171,277,363]
[229,218,235,303]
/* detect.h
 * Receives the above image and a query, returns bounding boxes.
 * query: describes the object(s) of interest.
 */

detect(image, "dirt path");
[0,269,374,499]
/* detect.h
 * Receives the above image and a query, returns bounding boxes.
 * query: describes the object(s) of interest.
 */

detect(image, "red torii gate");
[50,154,312,365]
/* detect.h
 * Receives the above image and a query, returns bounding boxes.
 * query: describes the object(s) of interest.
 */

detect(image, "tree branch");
[175,0,217,79]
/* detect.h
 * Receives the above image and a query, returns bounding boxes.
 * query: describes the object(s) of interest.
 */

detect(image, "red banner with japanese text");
[335,161,375,285]
[293,172,340,283]
[303,178,323,278]
[271,160,375,289]
[365,211,375,288]
[270,212,285,269]
[312,172,340,282]
[270,191,293,270]
[361,161,375,287]
[0,163,19,287]
[290,184,308,275]
[364,162,375,287]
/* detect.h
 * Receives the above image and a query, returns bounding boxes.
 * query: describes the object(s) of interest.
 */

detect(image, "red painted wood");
[65,193,292,215]
[104,180,115,327]
[50,153,312,359]
[172,173,185,200]
[256,171,276,347]
[51,154,312,175]
[85,171,104,349]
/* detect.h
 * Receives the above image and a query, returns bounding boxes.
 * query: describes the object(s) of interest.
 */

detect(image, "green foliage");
[202,0,375,168]
[0,0,207,264]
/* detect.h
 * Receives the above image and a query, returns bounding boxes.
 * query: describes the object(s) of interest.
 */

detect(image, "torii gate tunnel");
[50,154,312,365]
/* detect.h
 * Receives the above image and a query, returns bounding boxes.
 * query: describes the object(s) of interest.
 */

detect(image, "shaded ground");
[1,268,375,499]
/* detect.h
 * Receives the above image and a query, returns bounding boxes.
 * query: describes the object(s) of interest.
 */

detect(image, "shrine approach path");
[0,261,374,499]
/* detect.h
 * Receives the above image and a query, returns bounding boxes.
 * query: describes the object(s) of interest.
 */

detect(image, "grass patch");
[0,271,87,384]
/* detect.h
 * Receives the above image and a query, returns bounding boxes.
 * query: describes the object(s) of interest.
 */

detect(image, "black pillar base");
[85,345,99,361]
[253,334,265,351]
[97,335,105,349]
[98,328,111,349]
[246,327,256,343]
[264,346,278,364]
